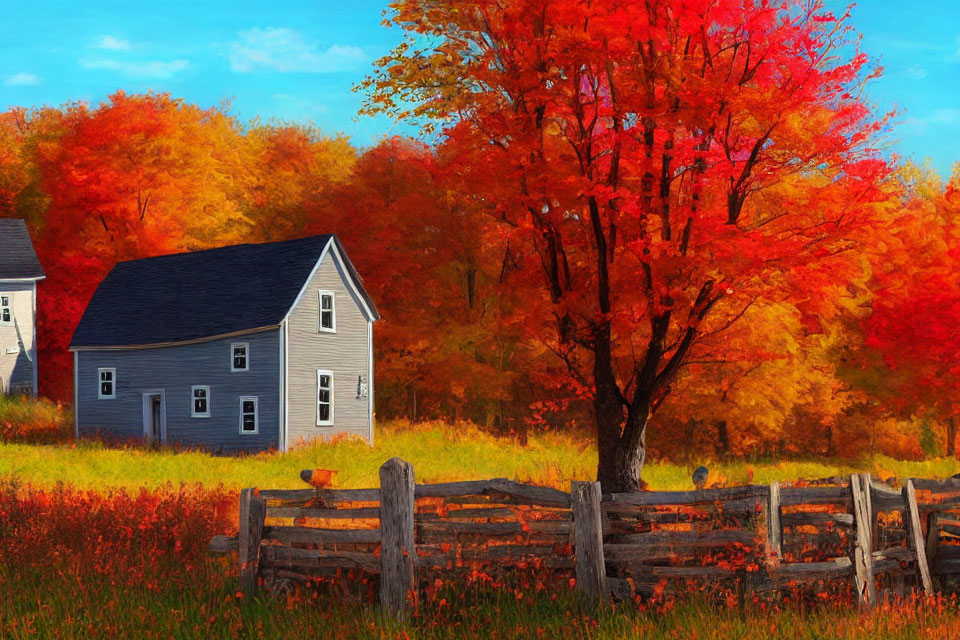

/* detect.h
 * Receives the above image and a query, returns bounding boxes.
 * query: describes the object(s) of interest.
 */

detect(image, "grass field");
[2,400,960,639]
[0,418,958,492]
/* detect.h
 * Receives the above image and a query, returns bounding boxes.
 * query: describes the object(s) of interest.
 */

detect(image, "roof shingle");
[0,219,45,280]
[70,234,377,348]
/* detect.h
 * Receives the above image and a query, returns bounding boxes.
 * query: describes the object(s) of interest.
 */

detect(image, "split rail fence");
[209,457,960,614]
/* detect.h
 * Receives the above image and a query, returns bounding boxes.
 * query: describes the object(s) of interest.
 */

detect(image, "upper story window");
[239,396,258,434]
[231,343,249,372]
[316,369,333,426]
[191,385,210,418]
[98,368,116,399]
[0,295,11,324]
[318,291,335,333]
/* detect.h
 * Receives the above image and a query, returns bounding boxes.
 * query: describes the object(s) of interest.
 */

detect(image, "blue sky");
[1,0,957,176]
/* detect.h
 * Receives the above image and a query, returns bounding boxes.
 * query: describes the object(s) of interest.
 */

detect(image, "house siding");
[0,281,37,394]
[287,254,371,446]
[75,329,280,452]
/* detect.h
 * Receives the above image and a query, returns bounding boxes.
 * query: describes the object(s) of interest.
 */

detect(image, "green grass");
[0,419,957,492]
[2,561,958,640]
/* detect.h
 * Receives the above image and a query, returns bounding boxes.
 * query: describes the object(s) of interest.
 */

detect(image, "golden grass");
[0,418,957,492]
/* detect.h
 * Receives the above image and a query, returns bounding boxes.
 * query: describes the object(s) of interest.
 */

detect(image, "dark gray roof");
[0,219,45,280]
[70,234,379,348]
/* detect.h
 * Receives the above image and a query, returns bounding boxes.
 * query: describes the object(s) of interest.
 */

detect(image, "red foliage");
[0,481,236,586]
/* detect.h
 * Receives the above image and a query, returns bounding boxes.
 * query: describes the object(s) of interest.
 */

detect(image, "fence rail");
[209,458,960,613]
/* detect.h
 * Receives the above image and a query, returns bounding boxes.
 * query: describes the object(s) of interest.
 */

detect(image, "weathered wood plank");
[416,520,571,536]
[416,544,575,569]
[259,488,381,502]
[571,481,607,604]
[379,458,416,616]
[932,558,960,575]
[780,486,852,506]
[850,474,876,607]
[266,506,380,519]
[209,534,238,554]
[903,479,934,595]
[909,478,960,492]
[780,512,855,528]
[603,530,761,564]
[774,557,853,577]
[415,507,520,520]
[261,546,379,571]
[768,481,782,561]
[262,526,381,545]
[414,478,571,507]
[239,488,267,599]
[925,512,941,573]
[603,485,768,507]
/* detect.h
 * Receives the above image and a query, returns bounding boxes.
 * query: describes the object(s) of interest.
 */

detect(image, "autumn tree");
[25,92,257,398]
[859,164,960,458]
[362,0,891,490]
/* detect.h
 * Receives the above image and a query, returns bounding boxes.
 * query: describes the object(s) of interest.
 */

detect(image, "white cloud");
[228,28,364,73]
[95,35,131,51]
[906,64,928,80]
[930,108,960,125]
[4,72,40,86]
[80,57,189,79]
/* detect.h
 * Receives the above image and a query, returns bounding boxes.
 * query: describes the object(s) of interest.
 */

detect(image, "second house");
[70,234,379,452]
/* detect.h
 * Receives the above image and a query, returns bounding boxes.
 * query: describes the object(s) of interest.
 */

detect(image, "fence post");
[767,481,782,562]
[379,457,416,615]
[850,473,876,607]
[925,512,941,584]
[238,487,267,599]
[571,481,608,604]
[902,479,934,595]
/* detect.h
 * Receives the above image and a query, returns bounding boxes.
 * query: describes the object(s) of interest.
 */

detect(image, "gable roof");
[70,234,379,349]
[0,219,45,280]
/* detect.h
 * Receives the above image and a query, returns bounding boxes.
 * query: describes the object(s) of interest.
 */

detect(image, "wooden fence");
[209,458,960,614]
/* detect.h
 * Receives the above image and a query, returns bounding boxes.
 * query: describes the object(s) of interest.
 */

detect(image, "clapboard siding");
[0,282,37,394]
[76,330,280,452]
[287,254,371,445]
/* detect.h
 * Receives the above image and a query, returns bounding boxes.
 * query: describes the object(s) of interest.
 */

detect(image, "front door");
[142,391,165,444]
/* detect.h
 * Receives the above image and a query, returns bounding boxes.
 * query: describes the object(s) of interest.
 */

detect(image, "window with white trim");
[239,396,258,434]
[231,343,249,372]
[0,295,11,324]
[98,368,116,399]
[316,370,333,426]
[191,385,210,418]
[318,291,335,332]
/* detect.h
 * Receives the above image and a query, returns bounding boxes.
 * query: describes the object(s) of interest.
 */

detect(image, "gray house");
[0,219,45,395]
[70,234,379,452]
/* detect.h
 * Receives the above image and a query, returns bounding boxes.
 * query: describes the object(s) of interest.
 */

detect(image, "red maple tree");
[362,0,892,490]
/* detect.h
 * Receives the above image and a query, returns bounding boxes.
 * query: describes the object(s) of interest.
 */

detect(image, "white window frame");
[316,369,334,426]
[191,385,211,418]
[231,342,249,372]
[318,291,336,333]
[239,396,259,435]
[97,367,116,400]
[0,295,11,325]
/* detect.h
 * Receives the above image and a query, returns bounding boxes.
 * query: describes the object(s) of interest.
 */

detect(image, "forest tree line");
[0,84,957,465]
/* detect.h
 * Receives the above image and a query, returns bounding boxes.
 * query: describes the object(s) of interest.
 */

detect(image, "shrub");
[0,394,72,443]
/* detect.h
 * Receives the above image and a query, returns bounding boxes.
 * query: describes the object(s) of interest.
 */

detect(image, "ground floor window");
[239,396,258,434]
[98,368,115,399]
[316,369,333,426]
[191,385,210,418]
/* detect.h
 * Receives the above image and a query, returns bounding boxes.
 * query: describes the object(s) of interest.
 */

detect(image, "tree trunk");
[716,421,729,458]
[594,359,625,493]
[596,388,649,494]
[948,417,958,459]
